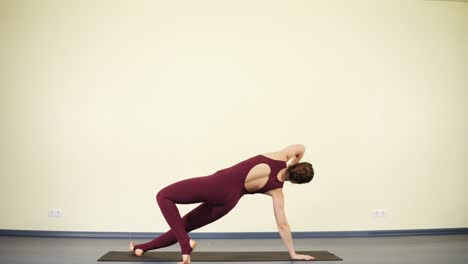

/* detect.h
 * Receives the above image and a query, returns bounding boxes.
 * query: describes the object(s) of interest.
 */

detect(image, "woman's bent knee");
[156,189,167,204]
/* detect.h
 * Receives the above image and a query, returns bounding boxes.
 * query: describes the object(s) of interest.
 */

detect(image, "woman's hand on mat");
[291,253,316,261]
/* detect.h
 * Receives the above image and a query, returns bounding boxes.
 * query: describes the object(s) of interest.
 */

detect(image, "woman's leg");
[134,200,238,253]
[133,175,238,255]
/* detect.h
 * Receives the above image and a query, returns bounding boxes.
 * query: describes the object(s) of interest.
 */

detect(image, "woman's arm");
[267,189,315,260]
[282,144,306,167]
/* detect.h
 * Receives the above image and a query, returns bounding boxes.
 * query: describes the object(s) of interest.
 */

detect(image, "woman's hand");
[283,144,305,166]
[291,252,316,261]
[286,156,298,168]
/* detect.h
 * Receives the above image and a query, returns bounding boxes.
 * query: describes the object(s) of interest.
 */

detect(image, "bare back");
[243,151,288,193]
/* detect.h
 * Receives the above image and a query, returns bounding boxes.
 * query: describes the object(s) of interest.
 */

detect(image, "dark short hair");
[287,162,314,184]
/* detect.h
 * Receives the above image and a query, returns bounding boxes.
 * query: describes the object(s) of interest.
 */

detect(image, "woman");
[130,144,315,263]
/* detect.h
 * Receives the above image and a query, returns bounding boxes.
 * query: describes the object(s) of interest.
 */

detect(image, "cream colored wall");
[1,0,467,233]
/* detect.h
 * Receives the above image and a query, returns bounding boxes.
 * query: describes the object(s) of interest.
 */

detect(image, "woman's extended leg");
[133,176,239,255]
[133,201,238,253]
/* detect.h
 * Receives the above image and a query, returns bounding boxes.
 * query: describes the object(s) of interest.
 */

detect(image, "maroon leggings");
[133,155,285,256]
[133,174,243,255]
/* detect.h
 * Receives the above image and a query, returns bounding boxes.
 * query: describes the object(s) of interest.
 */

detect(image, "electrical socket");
[48,208,63,218]
[372,209,385,218]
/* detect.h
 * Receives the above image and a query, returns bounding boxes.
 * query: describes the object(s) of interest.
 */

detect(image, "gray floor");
[1,235,468,264]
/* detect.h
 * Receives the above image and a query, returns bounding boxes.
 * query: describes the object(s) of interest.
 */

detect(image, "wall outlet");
[48,208,63,218]
[372,209,385,218]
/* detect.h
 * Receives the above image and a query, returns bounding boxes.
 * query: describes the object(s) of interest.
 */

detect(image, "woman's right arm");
[266,188,315,261]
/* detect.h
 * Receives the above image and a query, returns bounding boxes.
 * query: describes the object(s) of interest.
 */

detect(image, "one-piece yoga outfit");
[134,154,287,255]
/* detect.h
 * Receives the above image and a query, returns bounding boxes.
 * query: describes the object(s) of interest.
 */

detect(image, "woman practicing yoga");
[129,144,315,263]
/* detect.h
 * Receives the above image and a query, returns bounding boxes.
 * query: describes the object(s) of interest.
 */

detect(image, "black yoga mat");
[98,251,342,261]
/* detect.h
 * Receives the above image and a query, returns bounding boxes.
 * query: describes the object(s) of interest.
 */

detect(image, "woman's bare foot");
[129,239,196,261]
[129,242,144,257]
[178,254,190,264]
[177,239,196,264]
[190,239,197,251]
[134,249,144,257]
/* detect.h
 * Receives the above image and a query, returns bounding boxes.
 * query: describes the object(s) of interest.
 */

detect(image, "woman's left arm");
[283,144,306,167]
[267,189,315,260]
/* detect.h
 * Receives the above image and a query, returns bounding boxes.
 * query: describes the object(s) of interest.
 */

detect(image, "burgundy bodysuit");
[134,154,286,255]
